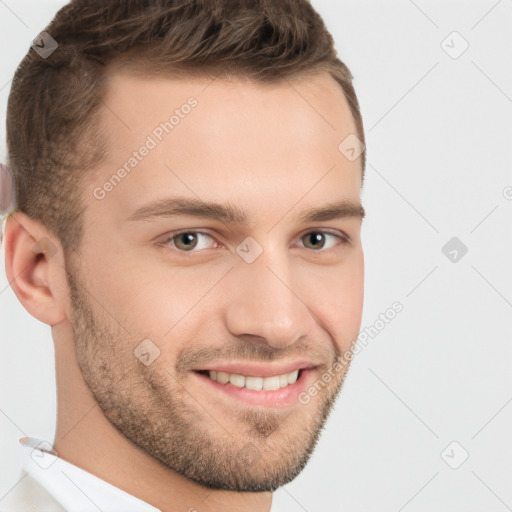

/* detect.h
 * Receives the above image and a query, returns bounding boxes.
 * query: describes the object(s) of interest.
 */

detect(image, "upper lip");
[193,360,318,378]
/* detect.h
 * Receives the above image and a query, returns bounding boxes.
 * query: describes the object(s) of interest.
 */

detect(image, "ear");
[3,211,68,326]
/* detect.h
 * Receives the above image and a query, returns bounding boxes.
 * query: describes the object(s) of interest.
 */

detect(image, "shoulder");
[0,470,66,512]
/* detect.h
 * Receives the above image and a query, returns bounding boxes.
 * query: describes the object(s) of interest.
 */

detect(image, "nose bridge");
[224,247,314,348]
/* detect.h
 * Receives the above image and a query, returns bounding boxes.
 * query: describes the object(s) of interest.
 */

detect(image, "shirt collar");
[20,437,161,512]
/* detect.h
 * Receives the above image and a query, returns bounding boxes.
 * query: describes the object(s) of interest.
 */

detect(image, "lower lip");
[193,369,315,408]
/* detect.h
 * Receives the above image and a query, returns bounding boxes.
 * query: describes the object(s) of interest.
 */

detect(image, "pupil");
[178,233,197,250]
[308,233,324,248]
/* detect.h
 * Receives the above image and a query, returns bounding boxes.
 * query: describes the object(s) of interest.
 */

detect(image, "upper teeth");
[208,369,299,391]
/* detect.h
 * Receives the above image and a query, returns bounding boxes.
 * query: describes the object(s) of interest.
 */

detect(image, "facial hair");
[65,261,352,492]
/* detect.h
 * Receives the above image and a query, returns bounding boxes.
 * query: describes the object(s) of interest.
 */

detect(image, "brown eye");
[302,232,326,249]
[300,231,348,251]
[161,231,218,252]
[174,232,199,251]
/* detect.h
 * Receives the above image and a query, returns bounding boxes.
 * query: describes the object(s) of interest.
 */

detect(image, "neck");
[51,323,273,512]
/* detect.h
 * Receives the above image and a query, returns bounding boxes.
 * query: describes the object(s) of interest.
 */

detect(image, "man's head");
[4,0,366,495]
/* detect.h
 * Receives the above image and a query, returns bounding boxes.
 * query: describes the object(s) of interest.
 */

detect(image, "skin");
[4,69,365,512]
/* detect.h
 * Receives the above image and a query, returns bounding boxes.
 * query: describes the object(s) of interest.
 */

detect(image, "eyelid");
[156,228,218,252]
[156,228,351,252]
[302,228,351,246]
[297,227,352,247]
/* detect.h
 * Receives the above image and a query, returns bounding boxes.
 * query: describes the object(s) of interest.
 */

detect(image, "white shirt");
[11,436,161,512]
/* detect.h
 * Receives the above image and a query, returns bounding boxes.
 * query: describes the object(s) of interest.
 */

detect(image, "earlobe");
[4,212,68,326]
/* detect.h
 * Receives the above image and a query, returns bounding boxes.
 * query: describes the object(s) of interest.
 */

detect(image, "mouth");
[192,367,315,408]
[195,368,305,389]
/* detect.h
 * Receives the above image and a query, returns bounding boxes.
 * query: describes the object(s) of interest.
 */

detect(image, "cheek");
[308,255,364,349]
[106,263,221,341]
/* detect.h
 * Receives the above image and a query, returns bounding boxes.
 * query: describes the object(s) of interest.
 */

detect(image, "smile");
[193,367,315,408]
[201,369,300,391]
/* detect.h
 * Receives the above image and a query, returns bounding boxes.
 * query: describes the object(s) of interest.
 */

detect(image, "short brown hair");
[6,0,365,257]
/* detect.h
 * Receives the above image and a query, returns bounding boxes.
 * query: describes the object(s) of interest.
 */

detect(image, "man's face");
[66,70,364,492]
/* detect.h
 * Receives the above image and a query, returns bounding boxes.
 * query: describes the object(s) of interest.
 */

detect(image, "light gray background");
[1,1,511,510]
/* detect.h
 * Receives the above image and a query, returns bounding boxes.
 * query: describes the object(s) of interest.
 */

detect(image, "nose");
[224,248,316,350]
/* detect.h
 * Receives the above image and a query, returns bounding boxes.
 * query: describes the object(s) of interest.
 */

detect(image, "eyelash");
[157,229,351,254]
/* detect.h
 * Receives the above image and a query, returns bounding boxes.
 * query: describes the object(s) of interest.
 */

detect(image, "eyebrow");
[126,196,365,224]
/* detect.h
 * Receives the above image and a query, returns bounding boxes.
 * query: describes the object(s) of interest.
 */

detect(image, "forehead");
[99,67,358,153]
[85,70,362,226]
